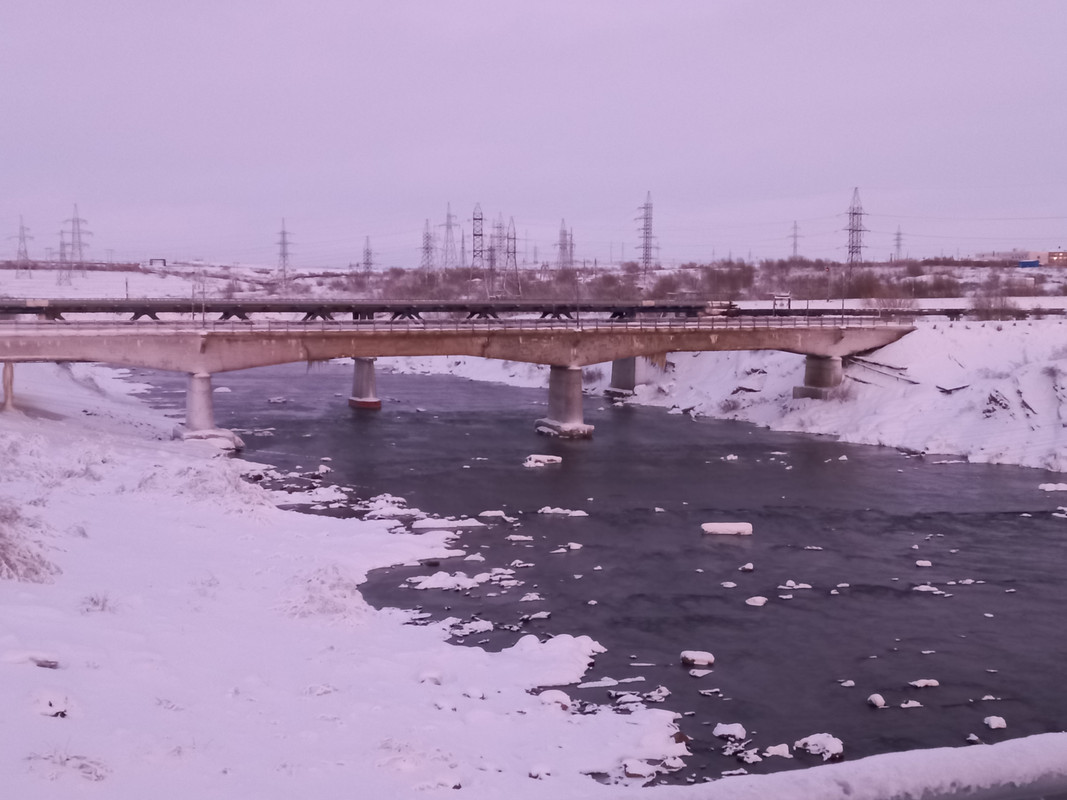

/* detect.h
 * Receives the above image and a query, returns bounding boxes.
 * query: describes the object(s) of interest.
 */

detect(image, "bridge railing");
[0,314,906,335]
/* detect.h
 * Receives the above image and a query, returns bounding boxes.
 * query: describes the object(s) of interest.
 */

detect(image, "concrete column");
[348,357,382,410]
[186,371,216,430]
[792,355,844,400]
[2,362,14,412]
[535,365,594,438]
[606,356,636,397]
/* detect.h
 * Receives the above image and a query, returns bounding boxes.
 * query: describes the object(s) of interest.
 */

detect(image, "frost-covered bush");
[0,500,59,583]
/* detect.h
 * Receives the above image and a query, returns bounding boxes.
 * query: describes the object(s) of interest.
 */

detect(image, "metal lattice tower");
[501,216,521,296]
[440,203,459,270]
[846,188,867,266]
[471,204,485,272]
[556,219,571,270]
[791,221,800,260]
[362,236,373,271]
[894,226,904,262]
[420,219,435,272]
[277,219,292,293]
[65,204,91,276]
[489,215,505,279]
[637,191,654,277]
[56,229,72,286]
[12,216,33,278]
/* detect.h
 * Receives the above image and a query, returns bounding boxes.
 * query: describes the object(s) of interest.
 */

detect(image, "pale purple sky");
[2,1,1065,269]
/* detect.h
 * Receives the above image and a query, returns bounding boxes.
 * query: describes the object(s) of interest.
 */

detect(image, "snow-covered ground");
[4,269,1067,796]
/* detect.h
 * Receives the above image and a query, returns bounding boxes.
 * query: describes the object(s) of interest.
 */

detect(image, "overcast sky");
[2,1,1065,269]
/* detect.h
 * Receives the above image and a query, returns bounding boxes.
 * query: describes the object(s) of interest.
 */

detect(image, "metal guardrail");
[0,314,907,335]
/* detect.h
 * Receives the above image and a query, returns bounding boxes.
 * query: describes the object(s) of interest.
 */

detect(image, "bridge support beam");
[606,356,636,397]
[536,365,594,439]
[793,355,844,400]
[348,357,381,410]
[180,371,244,450]
[2,362,14,412]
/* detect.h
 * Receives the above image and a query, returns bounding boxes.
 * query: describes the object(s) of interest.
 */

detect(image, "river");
[134,360,1067,783]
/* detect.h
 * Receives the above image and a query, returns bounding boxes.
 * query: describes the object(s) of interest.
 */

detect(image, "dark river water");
[133,360,1067,783]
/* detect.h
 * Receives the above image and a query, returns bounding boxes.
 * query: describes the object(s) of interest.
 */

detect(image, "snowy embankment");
[3,343,1067,797]
[384,318,1067,473]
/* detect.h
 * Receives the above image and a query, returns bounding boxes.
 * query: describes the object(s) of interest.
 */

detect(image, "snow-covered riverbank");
[383,318,1067,473]
[3,319,1067,798]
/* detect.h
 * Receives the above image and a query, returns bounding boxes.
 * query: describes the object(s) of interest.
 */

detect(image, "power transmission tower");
[471,204,485,272]
[894,226,904,262]
[460,228,467,269]
[845,187,867,294]
[556,219,571,270]
[440,203,459,270]
[12,216,33,278]
[65,204,91,276]
[501,216,521,296]
[56,229,72,286]
[362,236,373,271]
[791,221,801,260]
[636,191,654,278]
[420,219,435,272]
[277,219,292,293]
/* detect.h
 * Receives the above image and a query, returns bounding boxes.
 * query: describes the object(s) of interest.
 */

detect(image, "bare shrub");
[0,501,59,583]
[80,593,116,613]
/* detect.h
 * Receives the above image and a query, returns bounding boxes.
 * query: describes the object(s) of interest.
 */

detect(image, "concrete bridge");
[0,314,913,444]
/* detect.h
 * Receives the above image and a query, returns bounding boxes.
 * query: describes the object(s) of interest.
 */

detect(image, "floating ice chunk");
[763,744,792,759]
[721,581,737,589]
[701,522,753,535]
[452,619,493,636]
[1039,483,1067,491]
[838,455,848,461]
[410,516,486,530]
[909,679,940,688]
[680,650,715,667]
[745,596,768,607]
[654,507,666,513]
[506,534,534,542]
[408,571,483,591]
[713,722,746,740]
[578,677,619,689]
[900,700,923,709]
[519,592,543,602]
[538,506,588,517]
[778,580,812,590]
[867,694,887,708]
[985,716,1007,729]
[689,669,713,678]
[794,733,844,760]
[267,396,288,404]
[463,553,485,562]
[916,560,933,568]
[739,562,754,572]
[839,680,855,688]
[478,509,517,522]
[524,454,562,468]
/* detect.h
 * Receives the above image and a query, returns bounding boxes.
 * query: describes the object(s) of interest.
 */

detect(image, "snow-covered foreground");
[4,321,1067,797]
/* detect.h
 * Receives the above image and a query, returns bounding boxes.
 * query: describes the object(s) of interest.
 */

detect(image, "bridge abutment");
[348,357,382,410]
[2,362,14,412]
[536,365,594,439]
[793,355,844,400]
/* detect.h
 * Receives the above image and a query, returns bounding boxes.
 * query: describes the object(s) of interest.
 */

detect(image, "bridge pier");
[536,365,594,439]
[793,355,844,400]
[180,371,244,450]
[606,356,636,397]
[348,357,381,409]
[2,362,14,412]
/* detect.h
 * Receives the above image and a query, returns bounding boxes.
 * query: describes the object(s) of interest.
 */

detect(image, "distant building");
[1048,251,1067,267]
